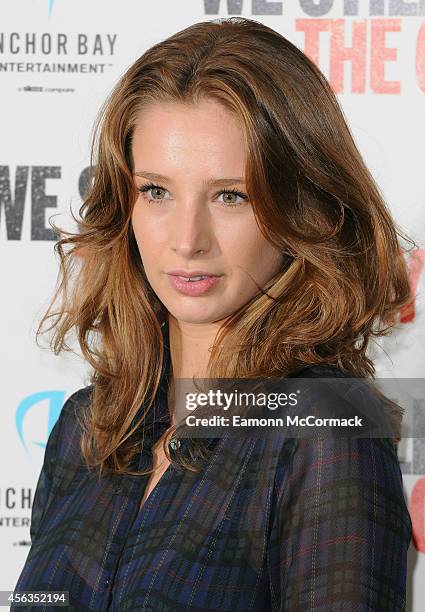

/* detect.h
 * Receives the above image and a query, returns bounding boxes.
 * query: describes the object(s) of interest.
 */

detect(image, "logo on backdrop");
[0,1,118,87]
[16,390,65,455]
[203,0,425,93]
[0,32,117,76]
[0,389,64,535]
[0,165,89,241]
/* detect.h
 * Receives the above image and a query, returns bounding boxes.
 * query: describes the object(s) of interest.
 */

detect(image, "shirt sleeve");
[29,412,62,544]
[266,435,412,611]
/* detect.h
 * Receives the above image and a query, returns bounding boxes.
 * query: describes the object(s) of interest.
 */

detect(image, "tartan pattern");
[12,323,412,611]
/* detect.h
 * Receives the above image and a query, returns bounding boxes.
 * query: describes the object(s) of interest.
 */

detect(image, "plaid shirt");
[13,323,412,611]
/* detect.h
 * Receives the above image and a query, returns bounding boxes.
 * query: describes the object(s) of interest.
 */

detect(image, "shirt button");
[104,577,110,587]
[169,438,181,450]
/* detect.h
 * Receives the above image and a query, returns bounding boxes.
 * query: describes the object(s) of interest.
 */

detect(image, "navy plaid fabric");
[12,323,412,611]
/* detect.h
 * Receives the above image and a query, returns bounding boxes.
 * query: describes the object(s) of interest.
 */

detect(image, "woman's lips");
[167,274,222,296]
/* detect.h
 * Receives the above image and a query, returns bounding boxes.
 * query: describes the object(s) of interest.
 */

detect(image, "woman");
[12,16,413,611]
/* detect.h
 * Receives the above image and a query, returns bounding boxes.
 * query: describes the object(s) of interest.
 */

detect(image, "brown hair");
[38,17,416,477]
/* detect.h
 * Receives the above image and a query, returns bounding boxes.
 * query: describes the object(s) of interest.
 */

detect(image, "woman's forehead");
[131,100,247,178]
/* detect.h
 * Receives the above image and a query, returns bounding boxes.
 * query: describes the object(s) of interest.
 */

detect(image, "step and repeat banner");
[0,0,424,608]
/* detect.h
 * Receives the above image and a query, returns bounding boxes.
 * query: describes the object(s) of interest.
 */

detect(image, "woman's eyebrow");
[133,171,245,186]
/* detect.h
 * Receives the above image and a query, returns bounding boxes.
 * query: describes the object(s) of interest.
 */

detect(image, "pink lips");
[167,274,222,296]
[167,269,219,277]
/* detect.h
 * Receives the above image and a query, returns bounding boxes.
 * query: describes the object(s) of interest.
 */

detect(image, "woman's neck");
[167,315,220,379]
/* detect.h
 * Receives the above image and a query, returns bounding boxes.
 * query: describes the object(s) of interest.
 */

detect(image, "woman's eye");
[137,183,169,202]
[218,190,249,207]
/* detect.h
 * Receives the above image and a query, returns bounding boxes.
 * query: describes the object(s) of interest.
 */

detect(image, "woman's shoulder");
[270,363,404,498]
[61,384,94,417]
[58,384,93,436]
[44,384,94,471]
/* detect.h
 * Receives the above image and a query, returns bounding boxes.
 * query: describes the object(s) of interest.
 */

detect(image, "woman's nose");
[171,200,211,257]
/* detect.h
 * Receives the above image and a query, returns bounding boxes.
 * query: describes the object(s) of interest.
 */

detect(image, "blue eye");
[137,183,249,208]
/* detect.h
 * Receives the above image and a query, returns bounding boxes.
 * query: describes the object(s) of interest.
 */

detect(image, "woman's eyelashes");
[137,182,249,208]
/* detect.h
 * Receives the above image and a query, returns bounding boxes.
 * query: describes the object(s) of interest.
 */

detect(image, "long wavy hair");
[38,17,416,477]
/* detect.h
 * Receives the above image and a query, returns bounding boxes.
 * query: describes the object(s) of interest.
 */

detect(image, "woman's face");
[131,98,283,325]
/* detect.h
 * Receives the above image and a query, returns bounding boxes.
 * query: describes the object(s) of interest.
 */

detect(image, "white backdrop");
[0,1,424,608]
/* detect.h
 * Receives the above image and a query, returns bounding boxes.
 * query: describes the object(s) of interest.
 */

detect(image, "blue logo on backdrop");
[16,391,65,455]
[48,0,55,16]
